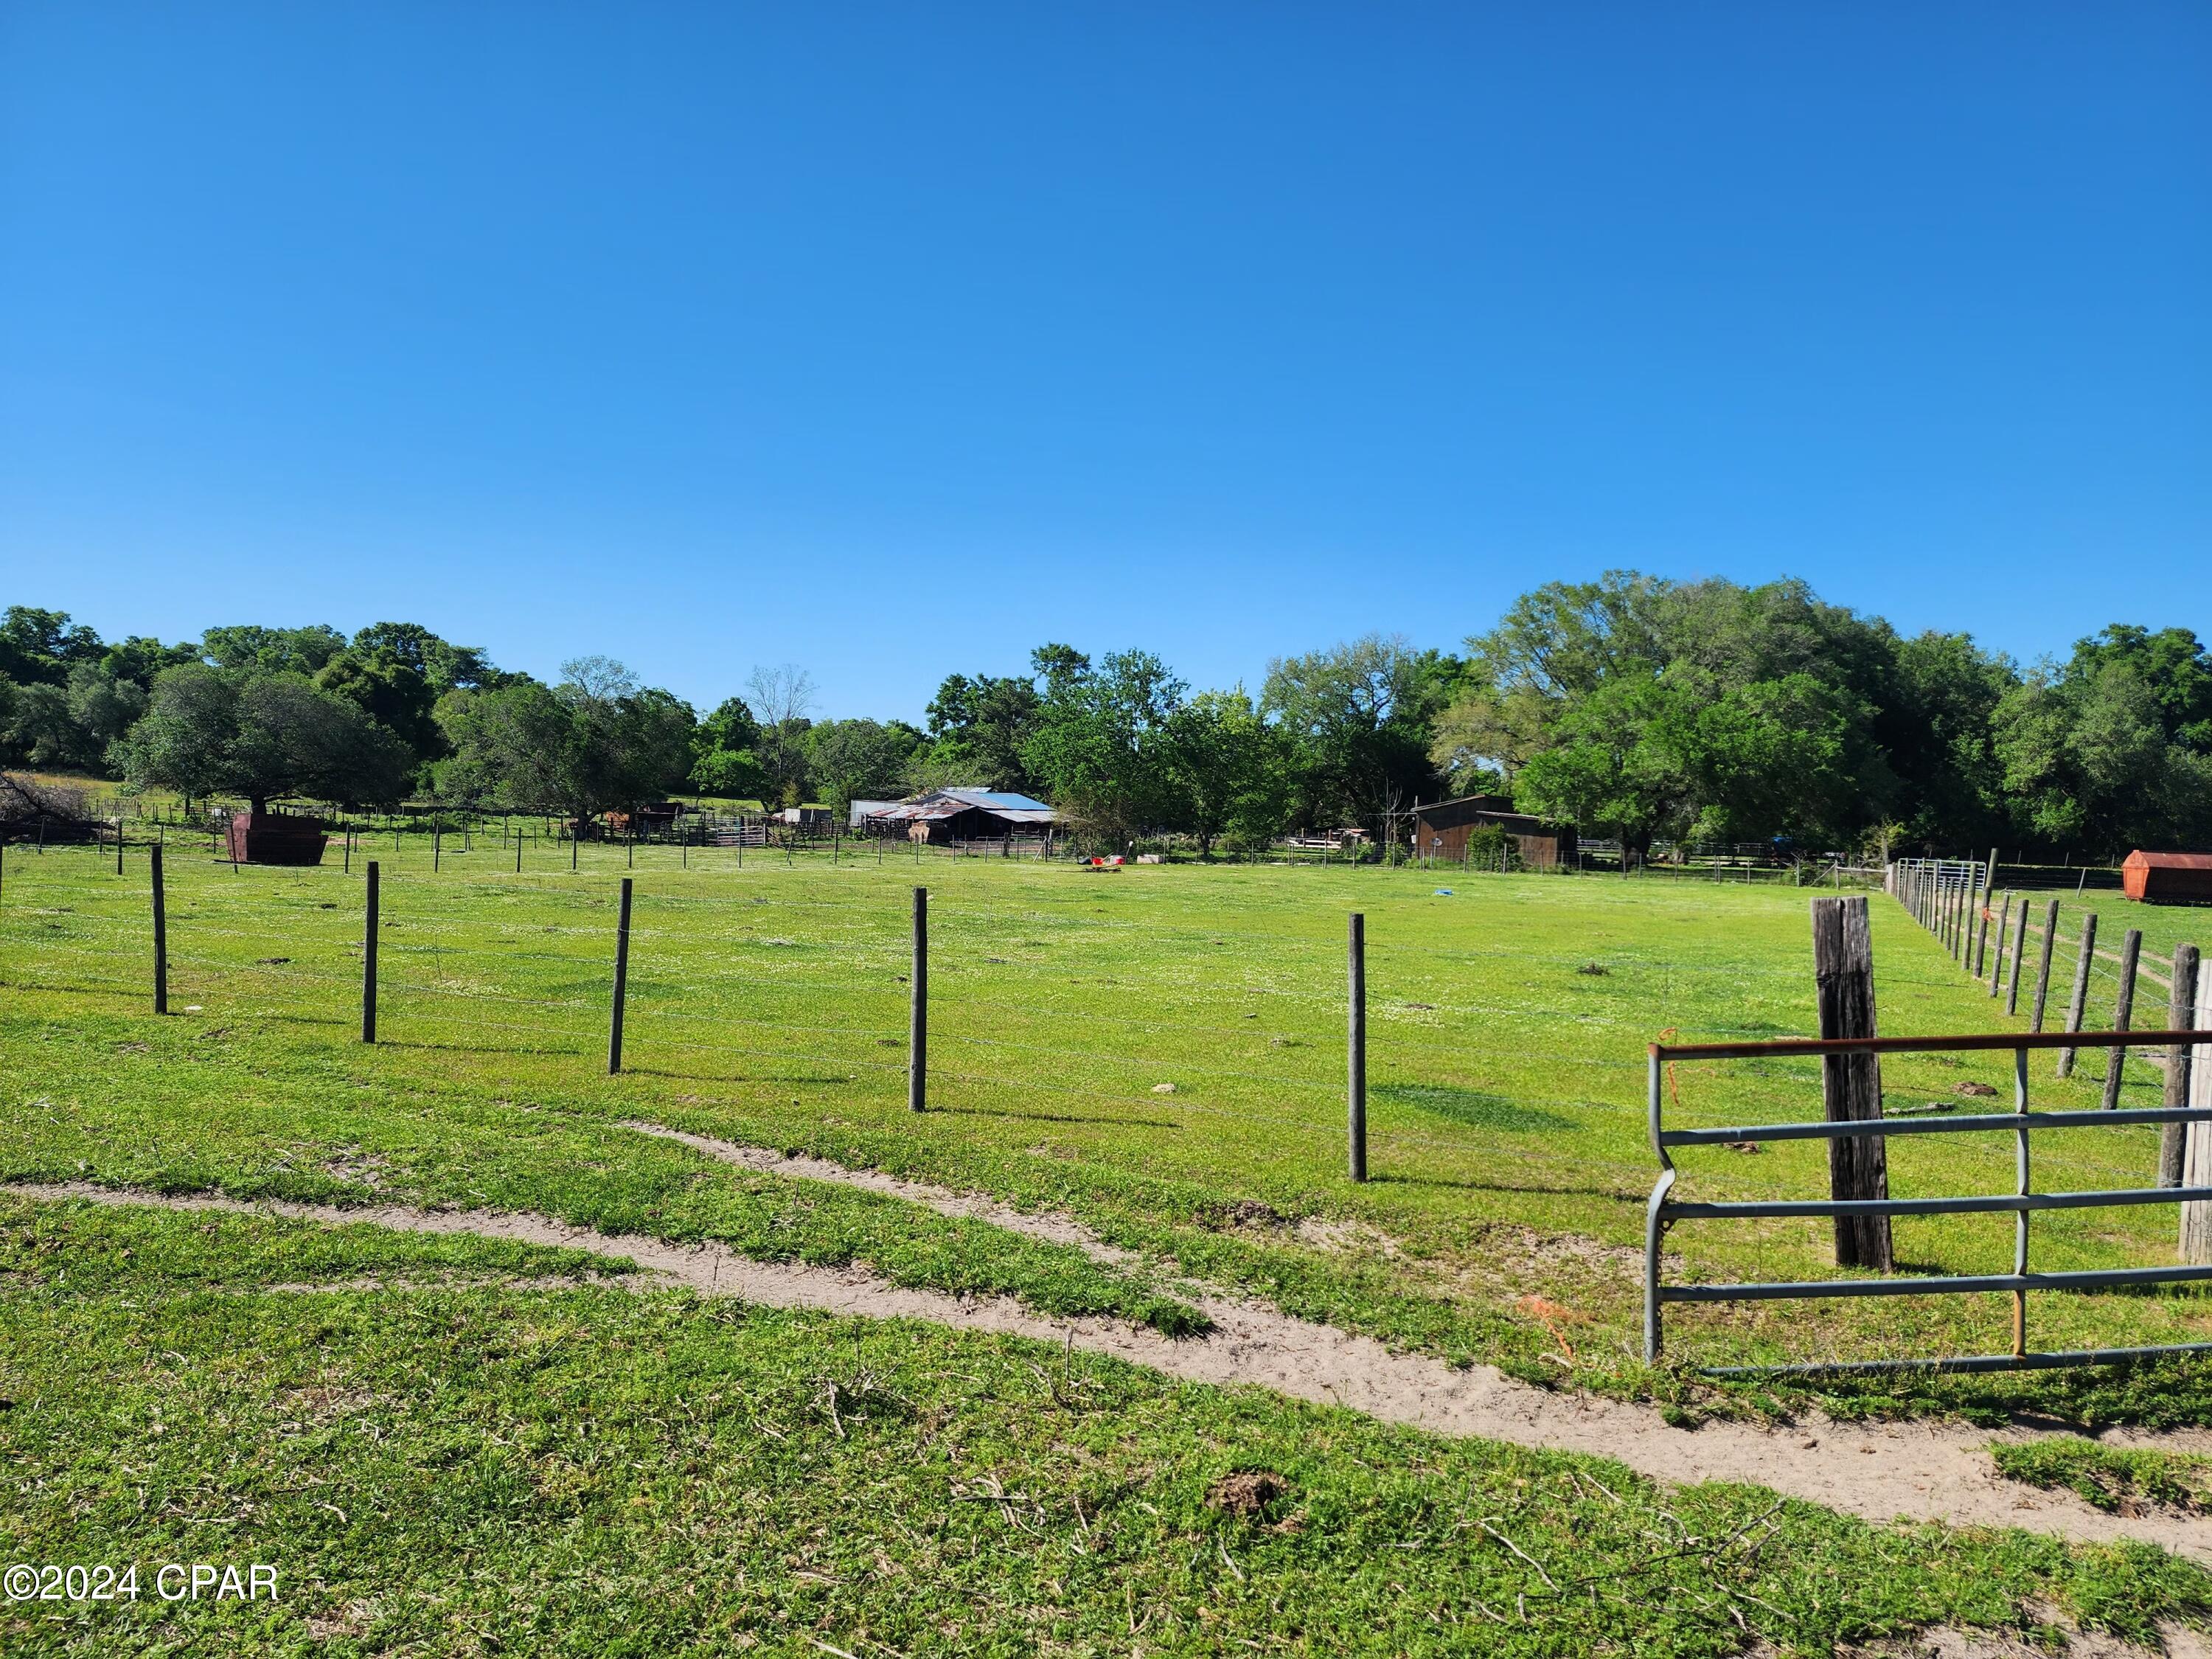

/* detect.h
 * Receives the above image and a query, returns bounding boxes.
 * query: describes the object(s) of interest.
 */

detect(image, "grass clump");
[1992,1436,2212,1514]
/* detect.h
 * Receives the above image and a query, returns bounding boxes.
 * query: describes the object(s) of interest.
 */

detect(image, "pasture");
[4,841,2210,1652]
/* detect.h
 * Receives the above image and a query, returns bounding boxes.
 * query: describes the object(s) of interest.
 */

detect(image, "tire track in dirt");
[7,1173,2208,1565]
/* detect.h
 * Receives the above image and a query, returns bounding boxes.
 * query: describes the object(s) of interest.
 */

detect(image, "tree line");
[2,572,2208,858]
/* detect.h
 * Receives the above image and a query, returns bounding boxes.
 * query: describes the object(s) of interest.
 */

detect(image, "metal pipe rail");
[1645,1027,2212,1374]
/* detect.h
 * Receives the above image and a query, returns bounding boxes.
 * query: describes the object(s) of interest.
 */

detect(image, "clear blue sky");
[2,3,2206,720]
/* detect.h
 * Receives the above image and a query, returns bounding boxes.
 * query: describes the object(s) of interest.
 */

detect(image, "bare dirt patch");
[10,1178,2211,1565]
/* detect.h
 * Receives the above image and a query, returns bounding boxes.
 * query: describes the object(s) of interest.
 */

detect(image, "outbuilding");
[1409,795,1576,869]
[861,787,1058,846]
[2121,850,2212,905]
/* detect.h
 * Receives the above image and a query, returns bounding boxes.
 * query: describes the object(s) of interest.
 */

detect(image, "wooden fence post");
[2160,944,2199,1187]
[2102,928,2142,1110]
[2030,900,2060,1031]
[2007,897,2029,1015]
[2057,913,2098,1077]
[1349,912,1368,1183]
[608,877,633,1074]
[361,860,379,1042]
[909,886,928,1112]
[1988,890,2011,995]
[150,844,168,1016]
[2182,967,2212,1264]
[1812,896,1892,1270]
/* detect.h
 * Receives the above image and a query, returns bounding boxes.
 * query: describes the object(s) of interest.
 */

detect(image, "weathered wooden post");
[2183,968,2212,1264]
[433,815,442,874]
[1988,891,2011,994]
[115,818,124,875]
[362,860,379,1043]
[2029,900,2060,1031]
[150,844,168,1015]
[2006,896,2028,1014]
[1349,911,1368,1183]
[909,886,928,1112]
[2160,944,2200,1187]
[2102,928,2142,1110]
[1812,896,1891,1270]
[2056,913,2098,1077]
[608,876,633,1074]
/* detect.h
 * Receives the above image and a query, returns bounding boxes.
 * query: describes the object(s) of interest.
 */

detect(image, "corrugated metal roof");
[932,787,1054,812]
[2124,851,2212,869]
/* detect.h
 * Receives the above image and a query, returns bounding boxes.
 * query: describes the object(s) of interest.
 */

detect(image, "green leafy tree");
[689,697,770,800]
[918,667,1048,791]
[68,664,150,768]
[1158,689,1293,856]
[349,622,505,692]
[116,665,414,812]
[1261,635,1454,833]
[198,624,349,678]
[313,651,444,768]
[0,607,103,686]
[436,658,694,822]
[805,719,926,816]
[1021,649,1184,842]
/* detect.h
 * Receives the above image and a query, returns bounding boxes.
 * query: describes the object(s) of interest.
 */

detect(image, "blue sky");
[2,3,2206,720]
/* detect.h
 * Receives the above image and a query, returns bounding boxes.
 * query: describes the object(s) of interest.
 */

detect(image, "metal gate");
[1646,1027,2212,1375]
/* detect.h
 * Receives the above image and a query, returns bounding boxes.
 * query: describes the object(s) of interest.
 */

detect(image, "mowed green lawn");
[6,841,2212,1652]
[3,838,2207,1396]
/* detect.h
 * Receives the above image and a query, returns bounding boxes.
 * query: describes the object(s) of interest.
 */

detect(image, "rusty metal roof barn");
[860,788,1058,843]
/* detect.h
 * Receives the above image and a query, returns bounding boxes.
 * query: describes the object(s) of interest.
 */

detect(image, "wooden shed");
[1410,795,1576,869]
[2121,850,2212,904]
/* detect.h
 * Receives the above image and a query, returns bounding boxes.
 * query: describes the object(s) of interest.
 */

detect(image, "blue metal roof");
[939,788,1053,812]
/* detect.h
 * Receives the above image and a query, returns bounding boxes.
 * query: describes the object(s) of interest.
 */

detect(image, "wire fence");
[9,832,2212,1374]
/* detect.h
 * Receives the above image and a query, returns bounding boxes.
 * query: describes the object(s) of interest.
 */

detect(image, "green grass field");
[5,837,2211,1652]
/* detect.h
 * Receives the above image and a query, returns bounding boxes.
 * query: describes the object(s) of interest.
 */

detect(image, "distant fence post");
[2057,912,2098,1077]
[909,886,928,1112]
[2007,897,2030,1015]
[361,860,379,1043]
[1988,890,2012,995]
[2030,900,2059,1031]
[2160,944,2199,1187]
[115,818,124,875]
[150,844,168,1016]
[1812,895,1891,1270]
[2183,969,2212,1265]
[434,815,442,874]
[608,876,633,1074]
[1349,911,1367,1183]
[2103,928,2142,1110]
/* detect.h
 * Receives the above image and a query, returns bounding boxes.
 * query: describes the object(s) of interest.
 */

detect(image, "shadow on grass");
[928,1105,1183,1130]
[625,1065,856,1087]
[1368,1172,1644,1203]
[1372,1082,1571,1133]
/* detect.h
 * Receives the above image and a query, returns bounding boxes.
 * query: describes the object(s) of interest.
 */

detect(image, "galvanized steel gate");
[1646,1028,2212,1375]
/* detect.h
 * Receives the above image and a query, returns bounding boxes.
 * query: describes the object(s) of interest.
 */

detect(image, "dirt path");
[10,1172,2208,1565]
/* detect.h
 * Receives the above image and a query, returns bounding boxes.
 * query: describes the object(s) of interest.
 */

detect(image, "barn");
[2121,851,2212,905]
[1410,795,1576,869]
[861,787,1058,846]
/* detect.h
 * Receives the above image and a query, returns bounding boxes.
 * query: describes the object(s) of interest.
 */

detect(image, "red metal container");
[226,811,329,866]
[2121,849,2212,904]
